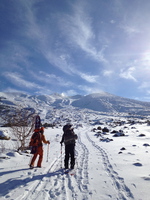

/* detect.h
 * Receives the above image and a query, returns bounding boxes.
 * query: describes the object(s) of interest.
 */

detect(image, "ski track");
[85,131,134,200]
[10,155,64,200]
[3,134,91,200]
[2,128,135,200]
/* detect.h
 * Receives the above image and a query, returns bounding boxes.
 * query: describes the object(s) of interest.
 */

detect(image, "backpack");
[29,130,42,154]
[63,129,77,145]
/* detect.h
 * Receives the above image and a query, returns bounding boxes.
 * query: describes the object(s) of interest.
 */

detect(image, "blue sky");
[1,0,150,101]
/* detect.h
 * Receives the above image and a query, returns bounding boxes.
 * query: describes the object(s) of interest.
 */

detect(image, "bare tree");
[2,107,37,151]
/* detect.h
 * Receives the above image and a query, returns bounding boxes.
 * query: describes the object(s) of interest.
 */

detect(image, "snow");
[0,129,10,138]
[0,130,6,137]
[1,117,150,200]
[1,91,150,199]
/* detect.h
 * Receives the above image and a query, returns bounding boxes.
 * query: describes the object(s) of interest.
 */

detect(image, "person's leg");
[64,145,69,169]
[37,146,43,167]
[30,152,38,167]
[70,145,75,169]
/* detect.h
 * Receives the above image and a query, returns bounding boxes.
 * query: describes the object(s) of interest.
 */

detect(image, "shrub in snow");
[138,134,146,137]
[0,130,10,140]
[97,126,102,130]
[143,143,150,147]
[147,120,150,126]
[113,131,125,137]
[120,147,126,151]
[102,127,109,132]
[131,127,136,129]
[92,128,97,132]
[100,137,113,142]
[133,162,142,167]
[94,132,101,138]
[111,130,118,134]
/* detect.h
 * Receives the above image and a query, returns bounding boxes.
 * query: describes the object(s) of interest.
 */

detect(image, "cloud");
[3,72,40,89]
[119,67,137,82]
[138,81,150,99]
[38,71,73,87]
[103,70,114,77]
[120,24,140,36]
[79,73,98,83]
[8,0,107,81]
[17,1,79,76]
[110,20,115,24]
[138,82,150,90]
[78,84,104,94]
[59,1,108,64]
[62,89,78,96]
[44,52,76,75]
[2,87,28,94]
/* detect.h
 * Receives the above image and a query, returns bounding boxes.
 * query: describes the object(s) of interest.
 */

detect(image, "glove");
[47,140,50,144]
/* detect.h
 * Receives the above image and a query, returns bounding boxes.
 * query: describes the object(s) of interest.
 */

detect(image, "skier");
[60,123,78,169]
[29,127,50,168]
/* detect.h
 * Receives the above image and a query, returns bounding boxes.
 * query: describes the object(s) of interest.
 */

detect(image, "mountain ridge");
[1,92,150,116]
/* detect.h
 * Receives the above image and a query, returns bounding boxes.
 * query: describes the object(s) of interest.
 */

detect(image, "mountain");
[72,92,150,115]
[1,92,150,119]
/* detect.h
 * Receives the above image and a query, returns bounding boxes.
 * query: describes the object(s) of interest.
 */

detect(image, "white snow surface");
[1,117,150,200]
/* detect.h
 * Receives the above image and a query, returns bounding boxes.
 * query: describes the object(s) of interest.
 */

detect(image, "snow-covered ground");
[1,116,150,200]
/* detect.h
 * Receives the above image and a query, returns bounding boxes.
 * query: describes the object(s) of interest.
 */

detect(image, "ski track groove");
[85,131,134,200]
[14,154,64,200]
[11,135,91,200]
[74,131,90,199]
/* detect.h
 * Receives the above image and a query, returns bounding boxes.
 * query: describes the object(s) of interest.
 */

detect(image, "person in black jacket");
[60,124,78,169]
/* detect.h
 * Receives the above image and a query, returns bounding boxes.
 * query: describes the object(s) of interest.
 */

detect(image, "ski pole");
[46,143,49,162]
[61,144,63,168]
[75,149,78,169]
[29,155,33,166]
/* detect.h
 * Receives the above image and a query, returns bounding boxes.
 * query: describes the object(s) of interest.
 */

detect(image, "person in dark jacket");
[60,124,77,169]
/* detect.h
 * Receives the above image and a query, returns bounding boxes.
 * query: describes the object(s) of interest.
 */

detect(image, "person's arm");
[74,134,78,140]
[42,134,50,144]
[60,134,64,145]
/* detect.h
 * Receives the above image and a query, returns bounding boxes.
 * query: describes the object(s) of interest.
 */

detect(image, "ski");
[29,165,34,169]
[35,115,41,129]
[69,169,76,176]
[62,168,76,175]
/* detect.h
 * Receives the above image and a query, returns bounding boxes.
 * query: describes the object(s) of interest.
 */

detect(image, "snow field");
[1,121,150,200]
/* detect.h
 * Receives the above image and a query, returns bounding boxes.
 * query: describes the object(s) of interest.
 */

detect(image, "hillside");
[1,92,150,199]
[1,92,150,123]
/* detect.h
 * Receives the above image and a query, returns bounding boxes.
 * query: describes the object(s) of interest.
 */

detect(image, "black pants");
[64,144,75,168]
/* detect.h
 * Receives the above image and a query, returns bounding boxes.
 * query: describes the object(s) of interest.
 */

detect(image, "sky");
[1,0,150,101]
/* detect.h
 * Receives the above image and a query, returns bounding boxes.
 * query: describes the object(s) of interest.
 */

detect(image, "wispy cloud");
[62,89,78,96]
[59,1,108,64]
[2,0,150,99]
[38,71,73,87]
[79,73,98,83]
[78,84,104,94]
[119,67,137,82]
[3,72,40,89]
[138,82,150,90]
[120,24,140,36]
[3,87,28,94]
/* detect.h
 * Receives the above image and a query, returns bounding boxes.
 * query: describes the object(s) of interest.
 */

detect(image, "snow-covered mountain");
[1,92,150,117]
[72,93,150,115]
[1,92,150,200]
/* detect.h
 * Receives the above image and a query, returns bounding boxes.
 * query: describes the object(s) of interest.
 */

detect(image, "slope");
[0,126,135,200]
[1,92,150,117]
